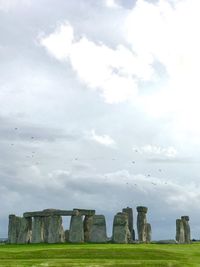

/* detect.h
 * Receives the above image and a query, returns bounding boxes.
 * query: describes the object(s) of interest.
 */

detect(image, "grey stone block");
[69,215,84,243]
[112,212,130,243]
[89,215,107,243]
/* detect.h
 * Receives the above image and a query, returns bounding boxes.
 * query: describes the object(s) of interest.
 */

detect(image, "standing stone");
[32,217,44,243]
[122,207,134,240]
[112,212,130,244]
[176,219,185,244]
[17,217,32,244]
[132,229,135,241]
[83,215,94,242]
[65,230,69,242]
[8,215,21,244]
[146,223,151,243]
[43,216,51,243]
[181,216,191,244]
[69,215,84,243]
[89,215,107,243]
[137,206,148,242]
[47,215,65,243]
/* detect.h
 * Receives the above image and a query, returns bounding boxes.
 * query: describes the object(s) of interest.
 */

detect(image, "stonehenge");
[8,206,146,244]
[7,206,192,244]
[176,216,191,244]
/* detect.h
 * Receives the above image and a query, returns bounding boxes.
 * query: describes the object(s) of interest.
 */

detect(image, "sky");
[1,0,200,240]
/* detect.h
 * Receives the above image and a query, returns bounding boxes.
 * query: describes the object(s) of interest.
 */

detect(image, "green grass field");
[0,243,200,267]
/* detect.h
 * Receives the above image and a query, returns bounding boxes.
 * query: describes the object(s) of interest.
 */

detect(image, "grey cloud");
[146,157,194,164]
[0,116,79,142]
[1,168,199,239]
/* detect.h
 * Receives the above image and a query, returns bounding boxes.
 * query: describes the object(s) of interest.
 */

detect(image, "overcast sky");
[1,0,200,240]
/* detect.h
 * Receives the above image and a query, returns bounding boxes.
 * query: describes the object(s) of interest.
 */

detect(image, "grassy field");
[0,243,200,267]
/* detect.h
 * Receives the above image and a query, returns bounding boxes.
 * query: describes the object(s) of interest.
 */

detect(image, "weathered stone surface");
[137,206,147,242]
[65,230,69,242]
[43,216,51,243]
[69,215,84,243]
[112,212,130,244]
[32,217,44,243]
[176,219,185,244]
[17,217,32,244]
[181,216,191,244]
[8,215,21,244]
[89,215,107,243]
[122,207,133,238]
[73,208,95,216]
[47,215,65,243]
[146,223,151,243]
[132,229,135,241]
[83,215,94,242]
[137,206,148,213]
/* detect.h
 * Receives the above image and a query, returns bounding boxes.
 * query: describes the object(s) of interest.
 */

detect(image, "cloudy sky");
[1,0,200,240]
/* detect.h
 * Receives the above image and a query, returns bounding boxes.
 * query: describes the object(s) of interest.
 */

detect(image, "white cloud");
[105,0,120,9]
[40,22,74,61]
[40,22,154,104]
[89,129,116,147]
[125,0,200,138]
[135,145,177,158]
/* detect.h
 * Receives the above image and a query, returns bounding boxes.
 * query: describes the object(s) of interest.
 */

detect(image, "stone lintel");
[24,210,75,218]
[136,206,148,213]
[24,209,95,218]
[181,216,189,221]
[73,209,95,216]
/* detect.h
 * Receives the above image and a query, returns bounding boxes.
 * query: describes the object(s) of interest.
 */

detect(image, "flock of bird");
[8,127,170,187]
